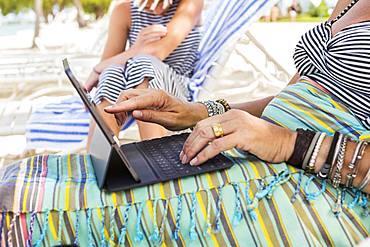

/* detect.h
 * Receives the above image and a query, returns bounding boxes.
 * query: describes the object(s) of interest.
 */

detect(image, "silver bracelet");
[307,133,326,174]
[199,100,225,117]
[358,168,370,191]
[332,136,348,188]
[346,141,367,188]
[302,132,321,171]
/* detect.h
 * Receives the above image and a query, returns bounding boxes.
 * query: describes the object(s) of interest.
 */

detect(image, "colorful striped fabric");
[25,0,277,151]
[1,80,370,246]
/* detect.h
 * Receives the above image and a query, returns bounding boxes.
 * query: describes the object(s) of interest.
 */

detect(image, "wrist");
[93,66,100,74]
[188,102,208,127]
[285,130,298,162]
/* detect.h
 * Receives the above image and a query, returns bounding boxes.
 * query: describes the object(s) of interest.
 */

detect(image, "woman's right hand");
[85,69,100,92]
[104,89,208,131]
[131,24,168,54]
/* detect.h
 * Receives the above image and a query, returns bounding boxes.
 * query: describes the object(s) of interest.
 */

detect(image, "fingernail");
[190,157,198,166]
[133,111,142,118]
[179,151,184,159]
[105,105,113,110]
[181,154,187,164]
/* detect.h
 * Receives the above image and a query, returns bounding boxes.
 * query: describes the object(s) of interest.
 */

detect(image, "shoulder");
[110,0,132,28]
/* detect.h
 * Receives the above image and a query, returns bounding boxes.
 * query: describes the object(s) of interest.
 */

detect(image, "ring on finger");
[212,123,224,138]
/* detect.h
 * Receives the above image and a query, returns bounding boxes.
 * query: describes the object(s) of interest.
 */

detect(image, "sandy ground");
[0,21,319,164]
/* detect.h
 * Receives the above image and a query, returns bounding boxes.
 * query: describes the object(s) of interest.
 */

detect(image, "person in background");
[84,0,203,146]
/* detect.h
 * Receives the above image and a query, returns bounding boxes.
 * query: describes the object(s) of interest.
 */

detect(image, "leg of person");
[87,65,127,149]
[135,78,168,140]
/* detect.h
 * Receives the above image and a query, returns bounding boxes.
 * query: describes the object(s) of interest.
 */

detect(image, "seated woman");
[0,0,369,246]
[86,0,203,141]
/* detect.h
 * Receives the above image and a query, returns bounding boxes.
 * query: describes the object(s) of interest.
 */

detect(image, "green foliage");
[308,0,330,18]
[0,0,32,15]
[0,0,111,19]
[81,0,111,19]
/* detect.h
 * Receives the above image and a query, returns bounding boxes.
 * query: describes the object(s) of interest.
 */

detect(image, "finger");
[104,91,162,113]
[181,114,235,159]
[143,24,167,33]
[181,120,237,163]
[189,133,239,166]
[132,110,169,126]
[143,36,162,44]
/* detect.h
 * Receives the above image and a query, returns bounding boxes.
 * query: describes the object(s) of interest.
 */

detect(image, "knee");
[99,64,125,85]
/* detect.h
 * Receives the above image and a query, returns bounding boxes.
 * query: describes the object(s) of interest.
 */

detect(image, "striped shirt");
[128,0,201,77]
[293,20,370,130]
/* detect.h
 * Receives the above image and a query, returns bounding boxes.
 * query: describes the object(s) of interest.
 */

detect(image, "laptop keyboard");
[137,133,232,179]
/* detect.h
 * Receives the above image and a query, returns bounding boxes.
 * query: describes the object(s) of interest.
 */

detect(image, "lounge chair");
[19,0,280,153]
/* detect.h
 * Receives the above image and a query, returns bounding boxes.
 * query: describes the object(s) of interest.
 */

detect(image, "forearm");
[230,96,275,117]
[314,136,370,194]
[94,48,137,73]
[287,131,370,194]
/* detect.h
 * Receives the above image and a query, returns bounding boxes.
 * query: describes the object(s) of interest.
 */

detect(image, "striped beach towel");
[1,80,369,246]
[25,0,278,151]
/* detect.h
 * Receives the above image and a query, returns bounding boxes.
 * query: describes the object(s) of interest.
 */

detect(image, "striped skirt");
[93,55,191,104]
[1,80,370,246]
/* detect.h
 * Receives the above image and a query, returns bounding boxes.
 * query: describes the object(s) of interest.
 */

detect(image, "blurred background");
[0,0,339,165]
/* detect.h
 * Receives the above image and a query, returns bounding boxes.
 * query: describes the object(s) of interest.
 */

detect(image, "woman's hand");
[104,89,208,131]
[131,24,168,54]
[180,109,297,166]
[85,69,100,92]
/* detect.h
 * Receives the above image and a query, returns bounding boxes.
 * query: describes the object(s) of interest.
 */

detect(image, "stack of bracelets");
[199,99,231,117]
[288,129,369,191]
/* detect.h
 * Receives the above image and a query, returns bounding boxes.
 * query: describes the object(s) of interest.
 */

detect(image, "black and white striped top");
[128,0,201,77]
[293,16,370,129]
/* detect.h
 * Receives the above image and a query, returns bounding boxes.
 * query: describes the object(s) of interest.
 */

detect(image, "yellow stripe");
[218,190,239,247]
[97,208,110,240]
[49,212,58,240]
[65,154,72,210]
[360,134,370,141]
[196,192,219,246]
[22,156,35,212]
[249,161,274,247]
[310,206,334,245]
[112,194,118,208]
[271,198,292,247]
[280,98,334,132]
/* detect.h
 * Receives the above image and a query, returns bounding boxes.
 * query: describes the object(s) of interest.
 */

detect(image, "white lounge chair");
[3,0,281,154]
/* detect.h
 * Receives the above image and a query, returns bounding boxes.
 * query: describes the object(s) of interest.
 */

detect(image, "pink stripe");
[19,213,29,246]
[36,155,48,211]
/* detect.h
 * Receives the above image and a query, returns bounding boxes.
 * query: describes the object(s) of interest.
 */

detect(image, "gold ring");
[212,123,224,138]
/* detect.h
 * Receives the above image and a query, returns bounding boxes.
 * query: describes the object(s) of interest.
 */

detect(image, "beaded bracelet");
[216,99,231,112]
[302,132,321,170]
[345,141,368,188]
[328,133,344,179]
[332,136,348,188]
[199,100,225,117]
[317,132,339,180]
[307,133,326,174]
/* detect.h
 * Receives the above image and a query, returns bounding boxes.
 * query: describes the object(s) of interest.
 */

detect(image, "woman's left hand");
[180,109,297,166]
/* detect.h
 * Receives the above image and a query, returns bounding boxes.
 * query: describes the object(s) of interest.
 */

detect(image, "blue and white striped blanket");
[26,0,277,150]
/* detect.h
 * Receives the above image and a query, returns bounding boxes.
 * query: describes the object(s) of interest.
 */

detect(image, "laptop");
[63,58,233,191]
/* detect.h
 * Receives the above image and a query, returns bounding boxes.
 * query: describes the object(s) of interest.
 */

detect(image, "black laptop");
[63,58,233,191]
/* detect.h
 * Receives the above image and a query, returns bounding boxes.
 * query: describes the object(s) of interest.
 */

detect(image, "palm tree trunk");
[32,0,43,48]
[73,0,87,28]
